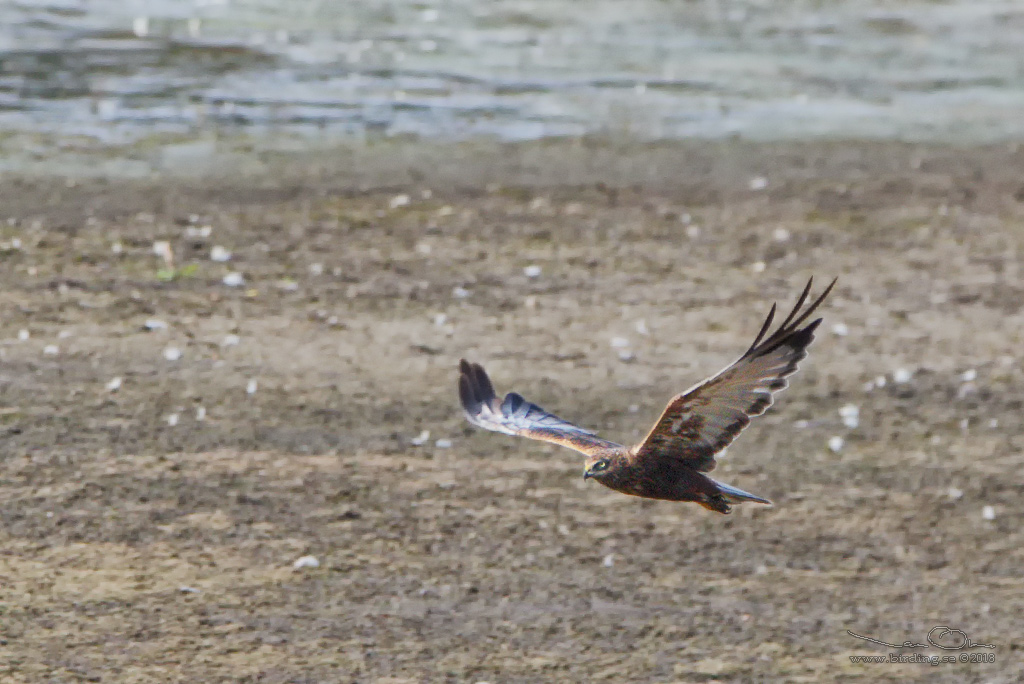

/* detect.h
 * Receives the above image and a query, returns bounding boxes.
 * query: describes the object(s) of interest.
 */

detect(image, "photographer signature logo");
[848,626,995,651]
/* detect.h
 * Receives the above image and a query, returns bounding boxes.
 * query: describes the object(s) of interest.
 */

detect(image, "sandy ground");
[0,138,1021,682]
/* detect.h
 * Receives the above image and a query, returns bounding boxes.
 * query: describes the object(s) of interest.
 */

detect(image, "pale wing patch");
[459,360,623,456]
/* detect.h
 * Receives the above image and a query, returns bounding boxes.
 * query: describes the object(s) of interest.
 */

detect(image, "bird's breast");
[599,459,707,502]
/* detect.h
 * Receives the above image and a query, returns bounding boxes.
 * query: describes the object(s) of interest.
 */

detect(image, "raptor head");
[583,455,616,481]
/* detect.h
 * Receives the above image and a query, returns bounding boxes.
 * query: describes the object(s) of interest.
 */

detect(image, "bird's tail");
[709,477,772,506]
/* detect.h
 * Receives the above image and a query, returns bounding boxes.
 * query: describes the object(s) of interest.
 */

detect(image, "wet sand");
[0,138,1021,682]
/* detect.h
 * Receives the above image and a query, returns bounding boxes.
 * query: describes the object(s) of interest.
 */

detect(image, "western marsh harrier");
[459,277,835,513]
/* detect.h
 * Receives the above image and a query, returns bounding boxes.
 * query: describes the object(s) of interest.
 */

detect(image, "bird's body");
[459,277,835,513]
[583,449,742,510]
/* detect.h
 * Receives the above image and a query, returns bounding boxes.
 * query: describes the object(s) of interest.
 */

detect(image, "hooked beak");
[583,470,593,480]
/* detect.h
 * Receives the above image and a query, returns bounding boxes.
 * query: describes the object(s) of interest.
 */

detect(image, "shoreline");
[3,136,1024,216]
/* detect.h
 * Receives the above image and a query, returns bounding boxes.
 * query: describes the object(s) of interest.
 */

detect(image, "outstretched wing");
[459,359,623,455]
[633,277,836,472]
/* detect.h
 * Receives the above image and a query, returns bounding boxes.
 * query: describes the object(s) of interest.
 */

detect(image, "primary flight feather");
[459,277,836,513]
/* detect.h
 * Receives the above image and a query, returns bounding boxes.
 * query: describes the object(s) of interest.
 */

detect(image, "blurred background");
[1,2,1022,683]
[3,0,1024,174]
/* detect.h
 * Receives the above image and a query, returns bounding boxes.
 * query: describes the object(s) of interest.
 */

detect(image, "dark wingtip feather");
[777,277,814,330]
[745,302,777,357]
[782,316,823,352]
[459,359,496,414]
[458,373,475,412]
[748,277,836,359]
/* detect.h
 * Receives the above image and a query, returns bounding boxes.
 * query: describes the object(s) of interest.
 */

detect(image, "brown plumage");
[459,277,836,513]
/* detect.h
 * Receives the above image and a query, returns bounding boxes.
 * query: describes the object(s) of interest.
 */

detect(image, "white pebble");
[133,15,149,38]
[432,313,448,326]
[960,369,977,382]
[111,242,123,254]
[178,585,201,594]
[617,350,636,363]
[309,263,324,276]
[838,404,860,429]
[222,334,240,347]
[293,555,320,569]
[17,329,29,341]
[410,429,430,446]
[749,176,768,191]
[389,194,410,209]
[634,319,649,336]
[144,319,168,331]
[152,240,171,258]
[166,413,179,427]
[947,486,963,500]
[184,225,212,238]
[43,344,59,356]
[163,346,182,361]
[415,242,432,255]
[831,322,849,337]
[523,265,542,278]
[210,245,232,262]
[195,406,207,421]
[685,225,701,239]
[602,554,614,568]
[628,404,640,413]
[610,336,630,349]
[892,368,913,384]
[222,272,245,287]
[246,379,258,395]
[452,286,470,299]
[989,418,998,428]
[982,505,995,521]
[828,436,844,452]
[58,330,72,339]
[874,375,887,388]
[106,377,122,392]
[772,227,790,242]
[435,438,453,449]
[751,261,766,273]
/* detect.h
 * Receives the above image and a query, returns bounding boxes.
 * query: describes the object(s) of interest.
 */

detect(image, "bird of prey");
[458,277,835,513]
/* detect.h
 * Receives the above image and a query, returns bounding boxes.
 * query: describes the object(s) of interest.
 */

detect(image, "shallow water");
[2,0,1023,173]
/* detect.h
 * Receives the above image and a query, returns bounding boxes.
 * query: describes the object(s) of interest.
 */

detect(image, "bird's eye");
[593,460,609,472]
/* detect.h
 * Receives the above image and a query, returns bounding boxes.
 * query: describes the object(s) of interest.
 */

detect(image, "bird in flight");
[459,277,835,513]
